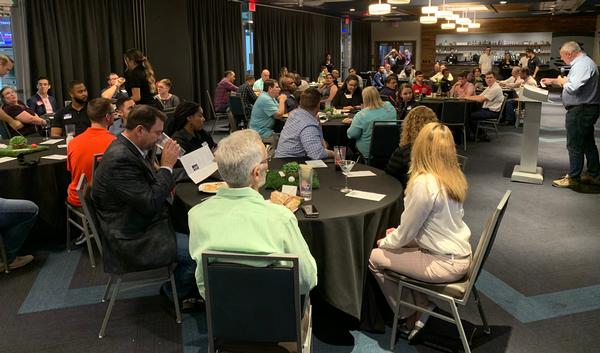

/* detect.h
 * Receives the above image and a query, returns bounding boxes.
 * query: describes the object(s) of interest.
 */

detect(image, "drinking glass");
[65,124,76,144]
[40,123,51,140]
[299,164,313,201]
[333,146,346,171]
[339,160,356,193]
[156,132,186,157]
[325,100,331,110]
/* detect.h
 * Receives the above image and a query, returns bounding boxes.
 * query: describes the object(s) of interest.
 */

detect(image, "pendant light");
[369,0,391,15]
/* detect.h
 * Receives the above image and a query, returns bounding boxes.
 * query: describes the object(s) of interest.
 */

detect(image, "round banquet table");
[0,137,70,247]
[173,158,404,321]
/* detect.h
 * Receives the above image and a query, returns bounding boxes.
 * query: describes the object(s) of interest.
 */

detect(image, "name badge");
[36,101,43,106]
[64,113,72,120]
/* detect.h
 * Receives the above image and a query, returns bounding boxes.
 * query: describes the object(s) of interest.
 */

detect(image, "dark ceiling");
[256,0,600,21]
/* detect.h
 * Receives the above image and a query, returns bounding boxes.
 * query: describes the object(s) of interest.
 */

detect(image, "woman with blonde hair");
[370,122,471,339]
[385,106,438,188]
[124,48,157,105]
[345,86,396,159]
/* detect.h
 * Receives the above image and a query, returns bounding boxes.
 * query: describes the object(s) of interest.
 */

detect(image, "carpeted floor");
[1,102,599,353]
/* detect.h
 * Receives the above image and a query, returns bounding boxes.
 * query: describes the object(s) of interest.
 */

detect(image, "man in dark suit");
[92,104,196,304]
[26,77,58,116]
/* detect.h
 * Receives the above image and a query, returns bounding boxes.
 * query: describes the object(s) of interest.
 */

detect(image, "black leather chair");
[368,120,402,170]
[203,250,312,353]
[81,186,181,338]
[228,95,247,130]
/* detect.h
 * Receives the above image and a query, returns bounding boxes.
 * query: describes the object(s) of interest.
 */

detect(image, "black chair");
[476,94,508,140]
[205,90,230,137]
[203,250,313,353]
[66,174,101,267]
[386,190,511,353]
[228,95,247,130]
[91,153,103,180]
[368,120,402,170]
[441,100,469,151]
[163,108,177,135]
[81,187,181,338]
[0,233,8,273]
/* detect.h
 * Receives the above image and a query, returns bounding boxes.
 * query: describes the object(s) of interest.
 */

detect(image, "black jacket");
[385,144,411,189]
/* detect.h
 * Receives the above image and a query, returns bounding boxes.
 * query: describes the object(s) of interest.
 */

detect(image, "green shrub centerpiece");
[265,162,320,190]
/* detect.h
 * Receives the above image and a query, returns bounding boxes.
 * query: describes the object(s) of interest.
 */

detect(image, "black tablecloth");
[173,158,404,320]
[0,137,70,246]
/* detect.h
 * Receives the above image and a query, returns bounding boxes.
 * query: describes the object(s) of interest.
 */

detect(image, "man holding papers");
[276,88,334,160]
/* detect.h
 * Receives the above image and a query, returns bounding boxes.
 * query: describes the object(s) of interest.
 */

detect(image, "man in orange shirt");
[66,97,116,245]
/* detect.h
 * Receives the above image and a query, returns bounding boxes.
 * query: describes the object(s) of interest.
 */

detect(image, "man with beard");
[280,74,299,113]
[188,129,317,299]
[51,80,90,137]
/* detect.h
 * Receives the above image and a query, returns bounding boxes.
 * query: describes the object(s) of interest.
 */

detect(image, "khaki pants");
[369,247,470,318]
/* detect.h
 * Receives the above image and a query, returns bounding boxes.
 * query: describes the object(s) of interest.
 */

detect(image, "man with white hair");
[542,41,600,187]
[188,129,318,298]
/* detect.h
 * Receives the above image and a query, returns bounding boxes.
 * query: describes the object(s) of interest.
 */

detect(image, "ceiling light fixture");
[457,25,469,32]
[500,1,507,4]
[369,0,391,15]
[468,11,481,28]
[420,15,437,24]
[421,0,438,14]
[436,0,453,19]
[456,10,471,25]
[441,21,456,30]
[387,0,411,4]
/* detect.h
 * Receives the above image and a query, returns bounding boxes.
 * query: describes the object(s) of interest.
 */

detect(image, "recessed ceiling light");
[349,8,355,12]
[499,1,507,4]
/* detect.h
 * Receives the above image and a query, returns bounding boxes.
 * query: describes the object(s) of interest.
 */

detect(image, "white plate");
[198,181,228,194]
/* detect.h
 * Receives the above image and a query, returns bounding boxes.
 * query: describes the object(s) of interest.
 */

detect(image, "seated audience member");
[398,84,417,120]
[27,77,58,116]
[318,73,338,104]
[398,65,416,84]
[498,67,523,89]
[100,72,129,102]
[239,74,257,118]
[280,74,299,113]
[154,79,180,110]
[438,68,454,93]
[348,67,364,88]
[0,54,27,133]
[294,73,310,92]
[124,48,157,105]
[317,65,328,85]
[168,102,216,153]
[385,106,438,188]
[450,71,475,97]
[1,87,47,136]
[109,97,135,136]
[370,122,471,338]
[502,68,538,126]
[276,88,334,160]
[331,69,341,86]
[472,67,485,90]
[51,80,89,137]
[380,75,399,109]
[188,129,318,298]
[372,66,385,90]
[462,72,504,141]
[279,67,289,81]
[431,64,454,83]
[332,75,362,110]
[0,197,38,270]
[92,105,197,304]
[66,98,116,244]
[214,70,238,113]
[253,69,270,92]
[383,63,394,80]
[345,86,396,159]
[412,71,431,96]
[249,79,286,144]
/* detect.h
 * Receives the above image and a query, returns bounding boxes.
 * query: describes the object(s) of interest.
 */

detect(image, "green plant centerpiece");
[9,136,28,149]
[265,162,320,190]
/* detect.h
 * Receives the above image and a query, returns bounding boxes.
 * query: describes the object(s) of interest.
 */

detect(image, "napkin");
[40,139,63,145]
[343,171,376,177]
[305,160,328,168]
[41,154,67,160]
[345,190,386,201]
[0,156,16,163]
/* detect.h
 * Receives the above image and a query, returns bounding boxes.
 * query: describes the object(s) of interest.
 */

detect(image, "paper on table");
[39,139,63,145]
[345,190,386,201]
[41,154,67,160]
[305,160,328,168]
[180,145,218,184]
[281,185,298,196]
[343,170,376,177]
[57,144,68,148]
[0,156,16,163]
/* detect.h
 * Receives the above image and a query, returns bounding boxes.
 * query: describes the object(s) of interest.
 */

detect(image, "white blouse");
[379,174,471,257]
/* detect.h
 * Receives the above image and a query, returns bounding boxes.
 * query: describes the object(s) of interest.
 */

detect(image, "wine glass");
[339,159,356,193]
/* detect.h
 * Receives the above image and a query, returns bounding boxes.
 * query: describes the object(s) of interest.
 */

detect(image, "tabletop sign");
[39,139,63,145]
[180,145,218,184]
[281,185,298,196]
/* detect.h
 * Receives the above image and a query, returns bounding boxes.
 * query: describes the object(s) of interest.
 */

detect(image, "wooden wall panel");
[420,14,597,69]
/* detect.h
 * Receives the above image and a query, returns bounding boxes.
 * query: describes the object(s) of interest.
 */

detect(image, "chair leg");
[449,300,471,353]
[102,276,113,302]
[462,126,467,151]
[389,283,404,350]
[81,215,95,268]
[99,276,122,338]
[168,267,182,324]
[472,286,491,334]
[93,229,103,257]
[66,207,71,252]
[494,124,499,139]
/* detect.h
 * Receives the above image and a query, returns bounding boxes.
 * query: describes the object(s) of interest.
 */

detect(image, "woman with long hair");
[345,86,396,159]
[331,74,362,110]
[124,48,157,105]
[370,122,471,339]
[385,106,438,188]
[168,101,216,154]
[318,73,337,104]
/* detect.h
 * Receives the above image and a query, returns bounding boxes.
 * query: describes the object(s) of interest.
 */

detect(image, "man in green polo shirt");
[188,129,317,298]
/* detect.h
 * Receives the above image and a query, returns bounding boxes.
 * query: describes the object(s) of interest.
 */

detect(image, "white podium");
[511,86,550,184]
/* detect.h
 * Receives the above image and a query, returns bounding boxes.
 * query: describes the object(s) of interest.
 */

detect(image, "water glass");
[325,100,331,110]
[156,132,186,157]
[299,164,313,201]
[333,146,346,170]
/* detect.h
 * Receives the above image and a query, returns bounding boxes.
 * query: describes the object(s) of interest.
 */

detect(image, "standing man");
[27,77,58,116]
[479,47,493,75]
[526,48,541,82]
[541,41,600,187]
[92,105,197,303]
[214,70,238,113]
[51,81,89,137]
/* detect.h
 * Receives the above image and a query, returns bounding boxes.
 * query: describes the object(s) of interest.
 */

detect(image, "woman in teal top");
[345,86,397,158]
